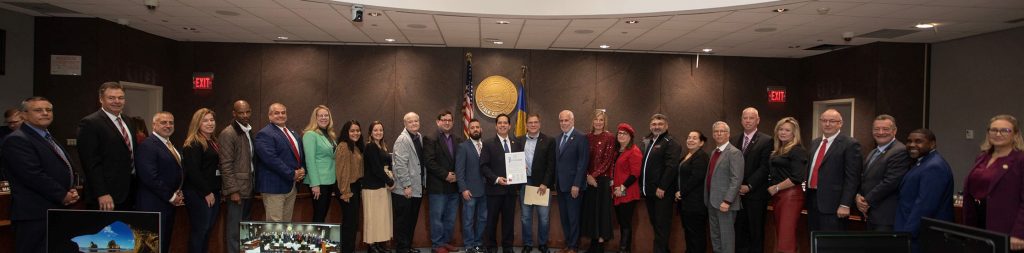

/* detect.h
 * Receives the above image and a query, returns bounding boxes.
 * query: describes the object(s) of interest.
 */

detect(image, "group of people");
[1,81,1023,253]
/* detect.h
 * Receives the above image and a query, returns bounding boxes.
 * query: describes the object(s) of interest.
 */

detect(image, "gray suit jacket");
[705,143,745,211]
[392,129,424,197]
[859,140,911,225]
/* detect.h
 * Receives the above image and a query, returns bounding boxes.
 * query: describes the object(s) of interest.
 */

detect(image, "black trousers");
[311,183,340,223]
[805,190,847,231]
[485,193,518,249]
[340,183,362,253]
[645,196,674,253]
[736,196,768,253]
[614,201,637,250]
[14,219,45,253]
[392,193,423,250]
[679,203,708,253]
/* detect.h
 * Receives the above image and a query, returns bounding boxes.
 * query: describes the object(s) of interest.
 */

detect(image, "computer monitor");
[47,209,161,253]
[920,217,1009,253]
[240,221,341,253]
[811,231,911,253]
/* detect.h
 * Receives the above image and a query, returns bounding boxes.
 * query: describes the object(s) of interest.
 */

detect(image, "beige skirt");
[361,187,393,243]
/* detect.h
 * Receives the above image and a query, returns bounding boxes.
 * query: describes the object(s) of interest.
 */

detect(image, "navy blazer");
[480,135,524,195]
[456,140,485,197]
[254,124,305,194]
[554,129,589,192]
[2,126,74,221]
[134,135,183,212]
[807,133,863,213]
[894,150,954,238]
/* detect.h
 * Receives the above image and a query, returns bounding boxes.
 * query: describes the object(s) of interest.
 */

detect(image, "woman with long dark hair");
[362,120,395,253]
[335,120,364,253]
[676,130,709,253]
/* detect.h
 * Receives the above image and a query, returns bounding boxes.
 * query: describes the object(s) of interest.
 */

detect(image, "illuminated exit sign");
[193,72,214,90]
[767,86,786,103]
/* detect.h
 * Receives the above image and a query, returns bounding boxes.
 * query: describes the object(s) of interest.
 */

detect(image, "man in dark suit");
[254,102,306,222]
[894,129,954,253]
[0,108,23,181]
[134,111,185,253]
[78,82,136,211]
[806,109,863,231]
[554,110,589,253]
[520,113,556,253]
[456,119,487,253]
[2,97,79,253]
[731,107,772,253]
[856,114,911,231]
[480,113,523,253]
[425,110,464,253]
[707,121,745,253]
[640,113,681,253]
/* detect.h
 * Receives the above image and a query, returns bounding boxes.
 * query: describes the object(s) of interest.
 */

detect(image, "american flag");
[462,55,475,138]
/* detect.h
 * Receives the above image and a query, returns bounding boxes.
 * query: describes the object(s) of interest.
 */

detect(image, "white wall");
[0,8,34,112]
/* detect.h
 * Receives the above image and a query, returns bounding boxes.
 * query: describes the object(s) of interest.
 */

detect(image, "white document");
[523,185,551,206]
[504,152,527,184]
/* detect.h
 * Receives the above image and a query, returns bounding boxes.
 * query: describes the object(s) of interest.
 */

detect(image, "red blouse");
[613,145,642,205]
[588,131,617,177]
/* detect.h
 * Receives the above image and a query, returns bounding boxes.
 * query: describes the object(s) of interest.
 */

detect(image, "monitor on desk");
[920,217,1008,253]
[811,231,911,253]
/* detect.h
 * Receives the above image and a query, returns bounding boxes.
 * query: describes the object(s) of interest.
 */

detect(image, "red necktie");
[116,117,131,150]
[282,127,300,163]
[810,138,829,189]
[706,149,722,192]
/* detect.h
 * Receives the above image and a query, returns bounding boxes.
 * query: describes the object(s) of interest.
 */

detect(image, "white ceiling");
[3,0,1023,58]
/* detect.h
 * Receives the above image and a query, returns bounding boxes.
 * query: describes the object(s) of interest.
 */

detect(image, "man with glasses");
[856,114,911,231]
[806,109,863,231]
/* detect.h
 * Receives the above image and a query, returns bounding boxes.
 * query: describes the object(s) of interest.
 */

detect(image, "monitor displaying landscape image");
[47,209,160,253]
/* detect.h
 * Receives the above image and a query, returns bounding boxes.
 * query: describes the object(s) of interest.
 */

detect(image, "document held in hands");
[524,185,551,206]
[505,152,527,184]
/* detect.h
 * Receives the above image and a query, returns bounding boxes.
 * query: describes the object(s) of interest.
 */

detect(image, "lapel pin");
[1003,164,1009,170]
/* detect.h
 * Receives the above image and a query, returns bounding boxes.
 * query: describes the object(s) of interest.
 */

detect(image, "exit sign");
[767,86,786,103]
[193,72,214,90]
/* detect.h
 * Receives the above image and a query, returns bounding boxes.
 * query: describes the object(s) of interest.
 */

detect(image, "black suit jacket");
[520,133,555,188]
[678,148,709,210]
[731,131,773,200]
[77,110,135,204]
[480,135,523,195]
[424,131,463,194]
[858,140,910,225]
[2,126,74,221]
[808,133,863,214]
[640,131,682,197]
[183,140,223,196]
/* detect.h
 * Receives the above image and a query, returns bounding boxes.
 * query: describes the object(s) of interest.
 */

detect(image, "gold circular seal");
[475,75,519,118]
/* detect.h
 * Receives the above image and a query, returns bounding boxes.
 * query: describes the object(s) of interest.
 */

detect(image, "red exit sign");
[193,72,214,90]
[767,86,786,103]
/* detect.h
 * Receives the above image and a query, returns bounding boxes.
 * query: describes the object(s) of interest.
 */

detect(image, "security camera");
[351,5,364,22]
[144,0,158,10]
[842,32,854,42]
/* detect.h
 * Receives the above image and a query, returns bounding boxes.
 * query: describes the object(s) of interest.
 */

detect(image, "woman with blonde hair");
[362,120,395,253]
[583,109,616,252]
[302,105,339,222]
[963,114,1024,251]
[181,108,222,253]
[765,117,809,253]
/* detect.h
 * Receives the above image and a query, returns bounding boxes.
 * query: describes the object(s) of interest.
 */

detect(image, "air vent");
[804,44,852,51]
[1006,17,1024,24]
[857,29,918,39]
[4,2,80,14]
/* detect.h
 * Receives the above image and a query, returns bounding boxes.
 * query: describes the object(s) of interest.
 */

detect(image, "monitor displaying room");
[240,221,341,253]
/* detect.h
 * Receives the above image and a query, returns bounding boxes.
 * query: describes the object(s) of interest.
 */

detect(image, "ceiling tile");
[669,12,731,22]
[834,3,913,17]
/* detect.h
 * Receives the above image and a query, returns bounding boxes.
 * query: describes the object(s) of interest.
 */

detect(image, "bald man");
[554,110,590,253]
[732,107,773,253]
[220,100,255,253]
[806,109,863,231]
[392,112,426,253]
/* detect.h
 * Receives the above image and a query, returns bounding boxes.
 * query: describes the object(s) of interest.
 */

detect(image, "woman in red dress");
[582,109,616,252]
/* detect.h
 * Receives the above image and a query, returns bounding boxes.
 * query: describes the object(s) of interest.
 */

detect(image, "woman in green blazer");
[302,105,339,222]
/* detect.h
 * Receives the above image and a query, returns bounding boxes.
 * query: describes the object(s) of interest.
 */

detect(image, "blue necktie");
[503,139,510,153]
[559,134,568,153]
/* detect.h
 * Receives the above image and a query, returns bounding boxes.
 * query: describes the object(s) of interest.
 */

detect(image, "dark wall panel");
[327,46,399,141]
[528,50,598,134]
[663,54,726,135]
[593,52,662,134]
[259,45,329,132]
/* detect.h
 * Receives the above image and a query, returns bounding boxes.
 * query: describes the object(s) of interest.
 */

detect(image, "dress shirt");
[102,108,133,151]
[808,130,840,185]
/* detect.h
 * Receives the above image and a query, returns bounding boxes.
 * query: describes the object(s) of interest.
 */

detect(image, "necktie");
[475,141,482,157]
[742,135,750,152]
[116,117,132,152]
[559,134,568,153]
[282,127,300,163]
[45,132,74,186]
[810,138,829,189]
[866,148,883,167]
[706,149,722,192]
[502,139,510,153]
[165,141,181,167]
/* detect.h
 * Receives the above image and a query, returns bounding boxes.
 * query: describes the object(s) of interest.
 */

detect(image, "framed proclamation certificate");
[505,152,527,184]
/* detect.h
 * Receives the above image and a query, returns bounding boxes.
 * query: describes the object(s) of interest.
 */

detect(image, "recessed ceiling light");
[702,48,713,53]
[492,41,504,45]
[367,12,382,17]
[384,38,396,42]
[773,8,788,13]
[625,20,639,24]
[599,44,611,49]
[496,20,511,24]
[277,36,288,40]
[915,23,936,29]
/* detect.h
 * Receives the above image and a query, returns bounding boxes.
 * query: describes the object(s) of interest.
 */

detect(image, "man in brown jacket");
[220,100,255,253]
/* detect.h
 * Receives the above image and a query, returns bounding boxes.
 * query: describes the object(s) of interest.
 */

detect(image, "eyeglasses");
[989,128,1014,136]
[820,119,842,125]
[617,131,629,136]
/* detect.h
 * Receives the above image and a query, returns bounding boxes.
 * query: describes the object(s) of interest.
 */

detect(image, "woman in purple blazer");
[963,114,1024,251]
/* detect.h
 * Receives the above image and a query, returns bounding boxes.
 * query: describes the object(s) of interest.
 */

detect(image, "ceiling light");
[367,12,382,17]
[496,20,511,24]
[915,23,936,29]
[384,38,396,42]
[599,44,611,49]
[277,36,288,40]
[773,8,788,13]
[625,20,639,24]
[702,48,713,53]
[492,41,504,45]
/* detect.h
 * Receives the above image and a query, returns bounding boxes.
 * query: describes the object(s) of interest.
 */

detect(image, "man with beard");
[894,129,954,253]
[457,119,488,253]
[639,114,681,253]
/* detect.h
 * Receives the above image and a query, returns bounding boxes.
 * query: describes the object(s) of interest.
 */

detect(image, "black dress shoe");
[538,245,549,253]
[503,248,515,253]
[521,246,533,253]
[408,249,423,253]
